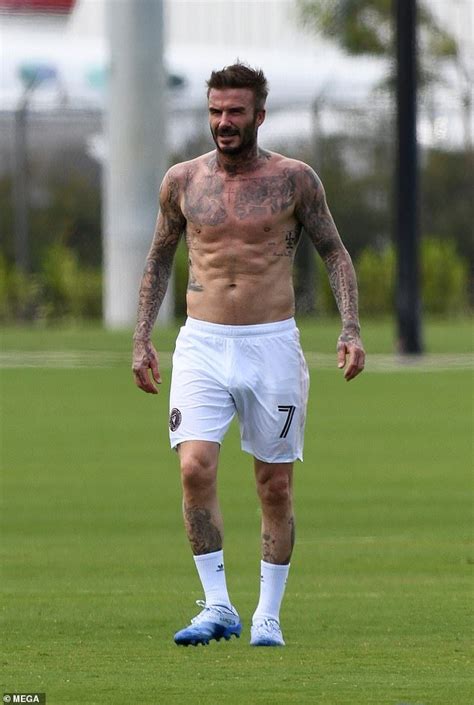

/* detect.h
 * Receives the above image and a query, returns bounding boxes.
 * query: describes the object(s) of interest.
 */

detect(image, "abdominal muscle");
[185,245,296,325]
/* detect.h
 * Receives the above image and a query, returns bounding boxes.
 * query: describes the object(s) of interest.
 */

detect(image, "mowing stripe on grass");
[0,350,472,371]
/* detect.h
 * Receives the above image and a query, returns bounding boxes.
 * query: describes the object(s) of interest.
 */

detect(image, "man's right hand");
[132,339,161,394]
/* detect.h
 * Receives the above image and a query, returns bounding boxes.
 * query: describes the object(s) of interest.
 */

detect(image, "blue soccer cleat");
[174,600,242,646]
[250,617,285,646]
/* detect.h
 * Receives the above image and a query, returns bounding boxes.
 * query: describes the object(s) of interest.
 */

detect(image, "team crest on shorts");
[169,407,182,431]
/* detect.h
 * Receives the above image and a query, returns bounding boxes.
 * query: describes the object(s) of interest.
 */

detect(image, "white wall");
[69,0,317,51]
[165,0,315,51]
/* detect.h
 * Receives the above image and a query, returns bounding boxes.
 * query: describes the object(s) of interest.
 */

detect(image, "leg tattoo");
[262,532,277,564]
[262,515,295,565]
[184,505,222,555]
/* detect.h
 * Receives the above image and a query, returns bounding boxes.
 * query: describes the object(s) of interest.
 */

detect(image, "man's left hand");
[337,333,365,381]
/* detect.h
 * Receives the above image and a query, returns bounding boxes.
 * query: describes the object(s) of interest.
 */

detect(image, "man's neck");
[213,144,265,176]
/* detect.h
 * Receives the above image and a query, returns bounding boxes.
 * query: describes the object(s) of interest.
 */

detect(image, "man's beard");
[211,120,258,156]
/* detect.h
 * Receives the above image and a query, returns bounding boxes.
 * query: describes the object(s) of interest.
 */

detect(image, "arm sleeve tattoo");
[295,166,361,340]
[133,173,186,342]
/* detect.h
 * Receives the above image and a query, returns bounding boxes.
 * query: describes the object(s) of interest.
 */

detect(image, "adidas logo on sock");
[216,563,224,572]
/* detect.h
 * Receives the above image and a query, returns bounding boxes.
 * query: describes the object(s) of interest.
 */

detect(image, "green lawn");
[1,318,472,705]
[1,314,473,353]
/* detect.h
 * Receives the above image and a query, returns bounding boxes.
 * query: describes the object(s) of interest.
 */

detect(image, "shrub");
[422,237,468,314]
[354,238,469,317]
[356,245,395,316]
[41,244,80,318]
[41,244,102,320]
[315,245,396,317]
[0,253,43,321]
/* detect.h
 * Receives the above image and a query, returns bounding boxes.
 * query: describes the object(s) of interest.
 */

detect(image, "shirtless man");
[132,63,365,647]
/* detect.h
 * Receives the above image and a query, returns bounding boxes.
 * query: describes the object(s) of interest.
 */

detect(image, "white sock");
[253,560,290,623]
[193,549,231,608]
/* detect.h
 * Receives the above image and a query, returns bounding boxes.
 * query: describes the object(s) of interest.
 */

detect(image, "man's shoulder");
[166,152,214,182]
[264,153,324,207]
[265,151,317,179]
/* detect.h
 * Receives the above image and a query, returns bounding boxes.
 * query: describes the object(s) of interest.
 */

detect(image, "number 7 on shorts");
[278,405,296,439]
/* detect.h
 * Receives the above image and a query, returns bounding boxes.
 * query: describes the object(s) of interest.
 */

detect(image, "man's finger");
[134,368,158,394]
[150,356,161,384]
[337,344,347,369]
[343,346,358,378]
[344,349,365,381]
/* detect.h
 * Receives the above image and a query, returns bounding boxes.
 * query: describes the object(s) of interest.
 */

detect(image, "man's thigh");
[169,330,236,449]
[233,331,310,463]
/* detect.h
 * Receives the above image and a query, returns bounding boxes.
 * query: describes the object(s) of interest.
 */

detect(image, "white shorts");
[169,317,310,463]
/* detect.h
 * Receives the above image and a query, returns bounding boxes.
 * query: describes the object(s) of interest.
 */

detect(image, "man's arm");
[294,165,365,381]
[132,171,185,393]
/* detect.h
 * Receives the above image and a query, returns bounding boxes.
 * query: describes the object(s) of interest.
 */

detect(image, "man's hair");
[206,62,269,110]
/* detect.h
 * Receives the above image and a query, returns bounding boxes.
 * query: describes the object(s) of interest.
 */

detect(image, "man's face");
[208,87,265,155]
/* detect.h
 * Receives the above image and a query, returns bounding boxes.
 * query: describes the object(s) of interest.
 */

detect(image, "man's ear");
[256,109,266,127]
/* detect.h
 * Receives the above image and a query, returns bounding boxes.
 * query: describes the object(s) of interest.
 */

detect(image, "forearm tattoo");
[324,251,361,340]
[184,505,222,555]
[133,175,185,342]
[295,167,361,338]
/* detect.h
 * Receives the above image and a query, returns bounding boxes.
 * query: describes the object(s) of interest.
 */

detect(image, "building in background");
[0,0,471,168]
[0,0,471,323]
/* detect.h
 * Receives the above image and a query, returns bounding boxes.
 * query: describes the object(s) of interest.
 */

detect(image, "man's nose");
[219,112,233,126]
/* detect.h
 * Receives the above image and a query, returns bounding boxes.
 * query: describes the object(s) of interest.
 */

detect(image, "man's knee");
[179,444,218,496]
[256,468,292,507]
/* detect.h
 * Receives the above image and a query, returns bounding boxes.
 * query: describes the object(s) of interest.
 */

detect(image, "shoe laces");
[253,617,281,633]
[191,600,234,624]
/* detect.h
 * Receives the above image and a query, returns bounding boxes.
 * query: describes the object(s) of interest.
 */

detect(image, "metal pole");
[103,0,170,328]
[394,0,423,353]
[12,100,30,273]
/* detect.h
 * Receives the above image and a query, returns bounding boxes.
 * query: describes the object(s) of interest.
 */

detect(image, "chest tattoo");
[184,168,297,226]
[270,229,300,257]
[234,174,296,220]
[184,175,227,226]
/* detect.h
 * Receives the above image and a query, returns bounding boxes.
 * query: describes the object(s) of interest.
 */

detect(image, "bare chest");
[182,173,296,228]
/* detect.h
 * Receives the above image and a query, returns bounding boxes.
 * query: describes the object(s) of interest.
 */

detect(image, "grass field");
[1,318,472,705]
